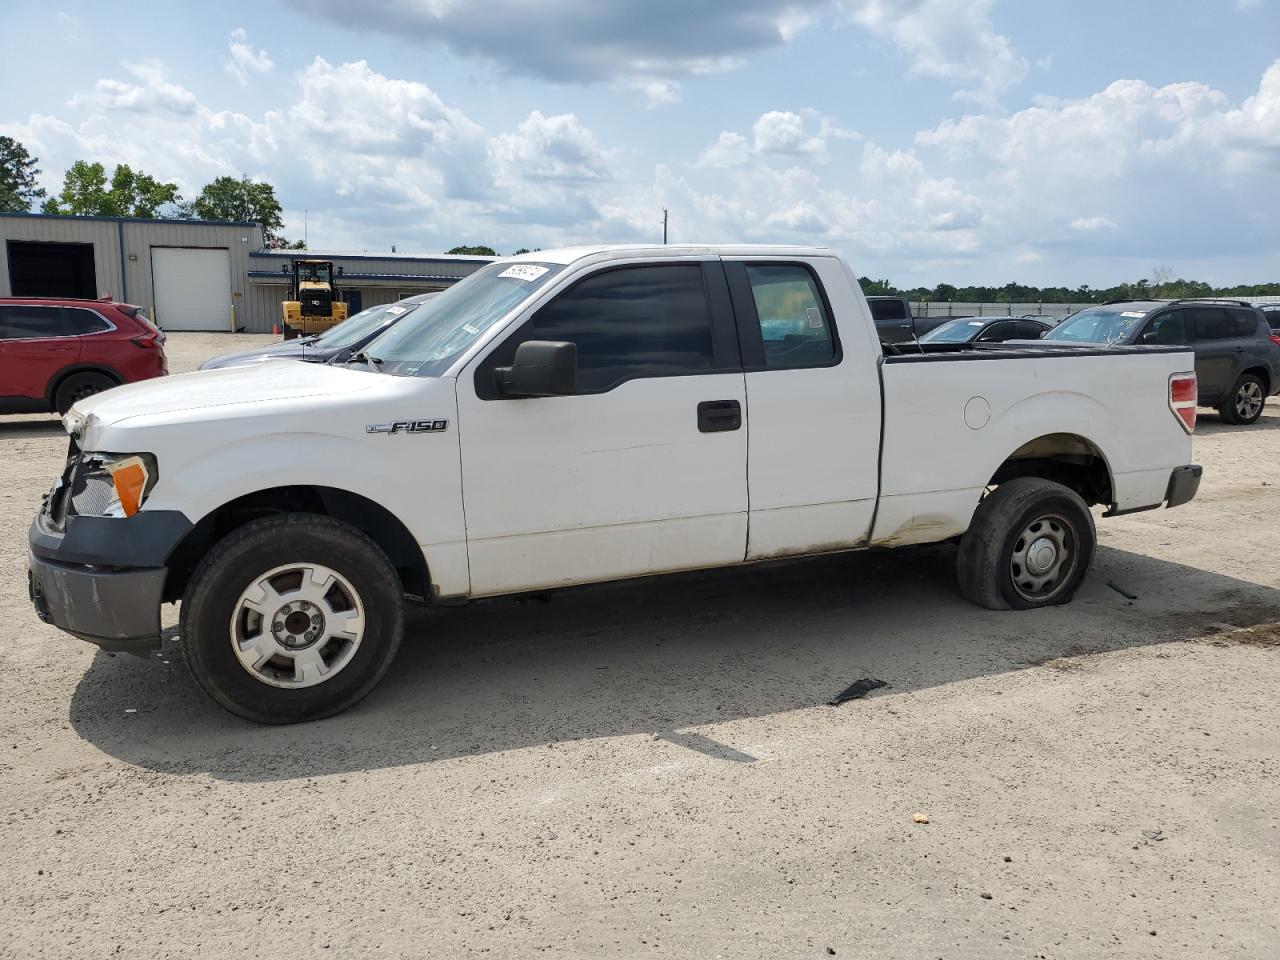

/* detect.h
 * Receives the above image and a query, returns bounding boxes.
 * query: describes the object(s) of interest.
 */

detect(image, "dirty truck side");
[29,244,1202,723]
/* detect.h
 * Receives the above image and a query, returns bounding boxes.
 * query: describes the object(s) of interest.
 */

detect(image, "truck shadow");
[68,543,1280,782]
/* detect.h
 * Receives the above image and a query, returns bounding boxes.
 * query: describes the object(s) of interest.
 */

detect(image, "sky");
[2,0,1278,287]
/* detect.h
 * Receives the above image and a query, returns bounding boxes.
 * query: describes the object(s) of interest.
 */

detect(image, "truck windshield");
[1043,306,1147,344]
[363,263,563,376]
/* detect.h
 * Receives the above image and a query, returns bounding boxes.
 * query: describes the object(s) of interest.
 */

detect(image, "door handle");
[697,399,741,433]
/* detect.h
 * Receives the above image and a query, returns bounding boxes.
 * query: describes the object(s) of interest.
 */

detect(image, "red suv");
[0,298,167,415]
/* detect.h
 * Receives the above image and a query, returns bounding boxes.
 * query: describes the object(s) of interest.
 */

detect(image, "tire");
[179,514,405,724]
[1217,373,1265,425]
[282,325,300,341]
[54,371,117,414]
[956,477,1096,611]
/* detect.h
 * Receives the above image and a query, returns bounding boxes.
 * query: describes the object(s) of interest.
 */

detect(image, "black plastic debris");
[1107,580,1138,600]
[828,678,888,706]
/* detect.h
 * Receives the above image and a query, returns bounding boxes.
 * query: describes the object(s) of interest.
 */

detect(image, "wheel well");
[48,365,122,402]
[1242,366,1271,395]
[163,486,431,604]
[988,434,1113,508]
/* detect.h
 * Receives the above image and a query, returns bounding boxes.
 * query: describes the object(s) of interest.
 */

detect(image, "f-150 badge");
[366,419,448,435]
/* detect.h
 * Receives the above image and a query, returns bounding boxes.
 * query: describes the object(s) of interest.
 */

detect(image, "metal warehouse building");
[0,212,493,333]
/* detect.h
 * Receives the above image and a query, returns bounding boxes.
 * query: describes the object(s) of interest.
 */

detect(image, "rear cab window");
[724,261,841,370]
[868,299,906,321]
[744,264,836,367]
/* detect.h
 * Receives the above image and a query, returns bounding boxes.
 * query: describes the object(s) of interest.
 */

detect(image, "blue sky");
[3,0,1278,286]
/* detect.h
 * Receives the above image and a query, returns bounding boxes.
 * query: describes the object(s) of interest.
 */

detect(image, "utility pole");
[662,208,668,245]
[304,209,308,249]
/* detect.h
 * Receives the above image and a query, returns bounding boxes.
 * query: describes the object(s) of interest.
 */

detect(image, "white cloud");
[753,111,827,157]
[695,131,753,169]
[71,60,199,115]
[1070,216,1119,231]
[841,0,1028,104]
[697,110,853,168]
[226,28,274,85]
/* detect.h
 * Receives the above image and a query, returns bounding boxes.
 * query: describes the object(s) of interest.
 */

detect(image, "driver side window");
[1141,310,1187,345]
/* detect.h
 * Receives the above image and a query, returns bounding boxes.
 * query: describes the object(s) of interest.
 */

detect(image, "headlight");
[69,453,158,518]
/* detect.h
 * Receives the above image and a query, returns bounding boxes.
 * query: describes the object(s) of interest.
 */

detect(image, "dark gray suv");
[1043,298,1280,424]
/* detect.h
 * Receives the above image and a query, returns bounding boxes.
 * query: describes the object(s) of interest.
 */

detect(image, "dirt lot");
[2,333,1279,959]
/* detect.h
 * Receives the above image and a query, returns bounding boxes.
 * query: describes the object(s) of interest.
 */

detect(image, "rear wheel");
[1218,373,1265,425]
[54,371,116,414]
[179,514,405,723]
[957,478,1096,611]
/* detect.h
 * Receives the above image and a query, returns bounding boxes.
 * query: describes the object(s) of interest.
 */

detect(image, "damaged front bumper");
[28,509,192,655]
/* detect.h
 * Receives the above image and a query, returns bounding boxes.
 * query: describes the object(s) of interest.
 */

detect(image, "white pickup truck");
[29,245,1202,723]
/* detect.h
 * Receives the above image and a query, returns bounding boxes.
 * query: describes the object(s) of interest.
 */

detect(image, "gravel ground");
[2,333,1279,959]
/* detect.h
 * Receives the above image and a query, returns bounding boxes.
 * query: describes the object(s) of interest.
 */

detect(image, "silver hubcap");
[230,563,365,689]
[1236,381,1263,420]
[1010,515,1075,601]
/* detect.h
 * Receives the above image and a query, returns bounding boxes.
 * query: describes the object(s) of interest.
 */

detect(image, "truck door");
[456,260,748,596]
[723,258,883,560]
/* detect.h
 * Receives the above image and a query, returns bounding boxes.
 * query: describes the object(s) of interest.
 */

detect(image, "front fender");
[145,429,466,554]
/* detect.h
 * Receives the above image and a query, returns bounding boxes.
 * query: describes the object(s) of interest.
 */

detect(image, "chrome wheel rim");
[1236,381,1263,420]
[1009,514,1076,602]
[229,563,365,689]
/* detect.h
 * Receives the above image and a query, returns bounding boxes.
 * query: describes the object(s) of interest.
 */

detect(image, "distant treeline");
[859,277,1280,304]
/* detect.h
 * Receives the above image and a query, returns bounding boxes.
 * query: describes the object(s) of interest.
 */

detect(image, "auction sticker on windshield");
[499,264,550,282]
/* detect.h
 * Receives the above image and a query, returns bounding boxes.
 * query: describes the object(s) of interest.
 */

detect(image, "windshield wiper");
[343,351,384,369]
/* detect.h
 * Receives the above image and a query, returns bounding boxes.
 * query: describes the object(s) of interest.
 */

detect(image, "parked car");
[865,296,949,343]
[0,298,167,415]
[30,245,1200,723]
[919,316,1052,344]
[1041,298,1280,424]
[200,293,439,370]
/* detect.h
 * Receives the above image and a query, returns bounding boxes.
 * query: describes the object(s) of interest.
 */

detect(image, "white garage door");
[151,247,232,331]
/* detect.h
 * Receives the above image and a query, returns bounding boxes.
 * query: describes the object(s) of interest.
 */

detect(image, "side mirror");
[495,340,577,397]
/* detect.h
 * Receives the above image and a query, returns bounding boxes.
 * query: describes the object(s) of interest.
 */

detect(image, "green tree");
[0,136,46,212]
[43,160,181,218]
[447,245,498,256]
[189,175,285,234]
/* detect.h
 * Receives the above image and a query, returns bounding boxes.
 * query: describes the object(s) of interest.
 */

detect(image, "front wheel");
[1218,373,1265,425]
[179,514,405,723]
[956,478,1096,611]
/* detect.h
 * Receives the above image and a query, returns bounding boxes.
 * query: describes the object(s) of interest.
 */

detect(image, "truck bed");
[872,342,1196,547]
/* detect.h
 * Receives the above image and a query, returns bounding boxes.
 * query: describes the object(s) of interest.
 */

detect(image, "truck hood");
[66,362,381,437]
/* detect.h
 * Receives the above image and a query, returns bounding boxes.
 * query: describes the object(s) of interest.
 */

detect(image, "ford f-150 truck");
[28,245,1202,723]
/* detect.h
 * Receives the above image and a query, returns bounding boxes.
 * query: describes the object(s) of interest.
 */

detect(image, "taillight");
[1169,372,1197,434]
[1269,334,1280,348]
[130,333,161,350]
